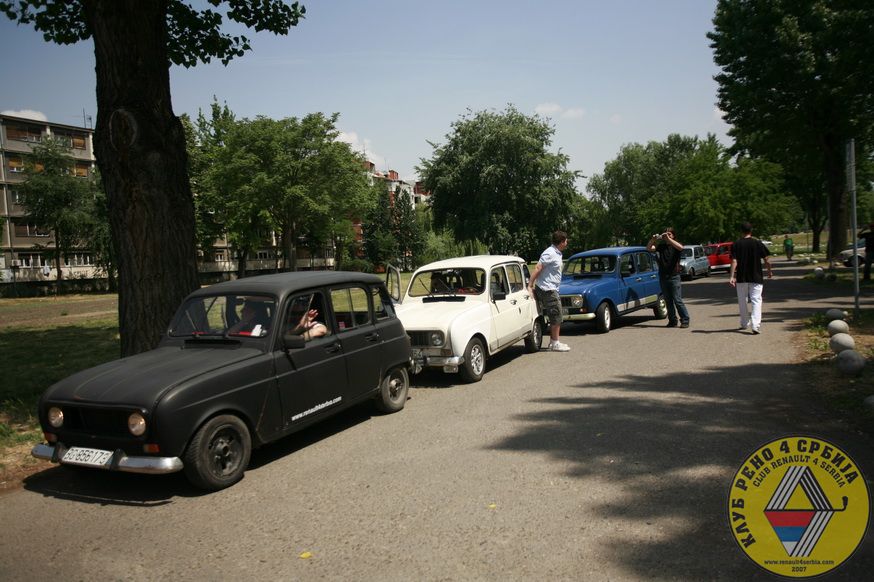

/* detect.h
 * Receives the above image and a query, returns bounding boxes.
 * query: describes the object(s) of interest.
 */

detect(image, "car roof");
[567,246,648,260]
[683,244,704,248]
[415,255,525,271]
[706,242,733,246]
[187,271,382,300]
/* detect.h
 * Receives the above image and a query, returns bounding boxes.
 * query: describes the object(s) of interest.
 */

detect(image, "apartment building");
[0,114,97,285]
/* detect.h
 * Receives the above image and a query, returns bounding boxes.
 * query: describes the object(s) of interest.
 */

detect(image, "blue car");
[558,246,668,333]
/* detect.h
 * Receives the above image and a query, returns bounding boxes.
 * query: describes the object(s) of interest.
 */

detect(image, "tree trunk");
[823,136,848,259]
[84,0,200,356]
[236,247,249,279]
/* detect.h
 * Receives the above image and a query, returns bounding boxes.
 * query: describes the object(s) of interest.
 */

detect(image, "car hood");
[42,345,264,410]
[396,299,482,329]
[559,275,613,293]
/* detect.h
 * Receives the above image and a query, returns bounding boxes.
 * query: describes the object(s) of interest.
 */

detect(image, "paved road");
[1,261,872,581]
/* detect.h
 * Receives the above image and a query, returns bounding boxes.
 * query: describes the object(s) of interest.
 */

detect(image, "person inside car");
[227,299,272,336]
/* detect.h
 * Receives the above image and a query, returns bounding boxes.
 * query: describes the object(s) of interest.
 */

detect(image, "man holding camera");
[647,227,690,328]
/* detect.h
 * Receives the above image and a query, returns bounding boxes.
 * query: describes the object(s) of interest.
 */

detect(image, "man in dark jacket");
[647,227,690,328]
[729,222,772,334]
[858,222,874,281]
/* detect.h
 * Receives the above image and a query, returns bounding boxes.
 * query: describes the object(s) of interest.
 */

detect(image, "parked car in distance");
[705,242,733,271]
[32,272,411,491]
[841,240,867,267]
[559,247,668,333]
[387,255,541,383]
[680,244,711,280]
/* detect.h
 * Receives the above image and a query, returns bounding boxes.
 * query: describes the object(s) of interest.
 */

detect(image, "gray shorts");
[534,287,562,324]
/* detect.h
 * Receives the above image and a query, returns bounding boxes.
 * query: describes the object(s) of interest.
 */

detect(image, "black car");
[32,272,412,491]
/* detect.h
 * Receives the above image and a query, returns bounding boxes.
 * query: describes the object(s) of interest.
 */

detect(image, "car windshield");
[408,268,486,297]
[705,246,715,255]
[564,255,616,275]
[169,294,276,338]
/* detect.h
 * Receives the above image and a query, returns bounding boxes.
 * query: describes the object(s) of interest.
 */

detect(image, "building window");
[55,132,87,149]
[13,221,50,237]
[215,250,226,262]
[73,162,90,177]
[7,155,25,173]
[63,253,94,267]
[256,250,273,260]
[18,253,47,268]
[6,124,43,143]
[9,189,22,204]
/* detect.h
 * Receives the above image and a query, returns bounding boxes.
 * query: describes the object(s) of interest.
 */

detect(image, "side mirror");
[492,290,507,301]
[282,333,306,350]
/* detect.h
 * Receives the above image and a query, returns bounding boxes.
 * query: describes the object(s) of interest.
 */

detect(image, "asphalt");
[0,260,872,581]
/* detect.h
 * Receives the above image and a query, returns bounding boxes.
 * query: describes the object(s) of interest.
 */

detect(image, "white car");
[387,255,543,382]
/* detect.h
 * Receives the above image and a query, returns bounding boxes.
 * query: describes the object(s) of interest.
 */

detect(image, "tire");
[595,302,612,333]
[652,297,668,320]
[184,414,251,491]
[688,268,696,280]
[704,266,711,277]
[460,337,486,383]
[524,317,543,353]
[375,367,409,413]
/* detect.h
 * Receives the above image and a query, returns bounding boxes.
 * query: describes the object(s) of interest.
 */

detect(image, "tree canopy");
[0,1,306,355]
[708,0,874,255]
[419,106,580,259]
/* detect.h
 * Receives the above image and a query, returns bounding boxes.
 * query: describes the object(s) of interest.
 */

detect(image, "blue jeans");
[660,274,689,324]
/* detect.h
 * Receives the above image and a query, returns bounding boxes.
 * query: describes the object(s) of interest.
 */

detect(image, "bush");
[339,257,374,273]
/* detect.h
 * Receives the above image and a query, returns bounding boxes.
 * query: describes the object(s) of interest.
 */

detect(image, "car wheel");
[375,367,409,413]
[595,302,612,333]
[460,337,486,383]
[652,297,668,320]
[689,268,696,279]
[524,317,543,353]
[704,266,711,277]
[184,414,251,491]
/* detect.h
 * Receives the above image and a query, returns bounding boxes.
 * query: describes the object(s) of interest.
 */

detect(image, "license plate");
[62,446,113,467]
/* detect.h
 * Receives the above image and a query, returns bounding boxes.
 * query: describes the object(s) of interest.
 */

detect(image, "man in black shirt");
[647,227,690,328]
[859,221,874,281]
[729,222,772,334]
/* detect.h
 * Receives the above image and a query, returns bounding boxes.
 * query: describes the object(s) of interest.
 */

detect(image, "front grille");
[408,331,430,347]
[61,406,132,437]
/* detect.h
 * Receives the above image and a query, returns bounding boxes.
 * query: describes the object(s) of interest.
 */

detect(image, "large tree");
[0,1,305,355]
[709,0,874,257]
[419,105,580,259]
[18,138,100,286]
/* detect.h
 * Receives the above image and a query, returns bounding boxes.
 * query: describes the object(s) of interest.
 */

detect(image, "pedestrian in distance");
[858,221,874,281]
[528,230,570,352]
[782,234,794,261]
[729,222,773,334]
[647,227,690,328]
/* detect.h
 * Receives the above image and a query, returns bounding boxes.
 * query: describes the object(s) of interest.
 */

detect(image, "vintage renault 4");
[32,272,411,491]
[558,247,668,333]
[387,255,542,383]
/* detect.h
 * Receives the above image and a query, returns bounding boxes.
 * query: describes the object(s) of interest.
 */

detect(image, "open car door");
[385,263,402,304]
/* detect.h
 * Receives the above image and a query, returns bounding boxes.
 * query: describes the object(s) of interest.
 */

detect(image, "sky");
[0,0,730,186]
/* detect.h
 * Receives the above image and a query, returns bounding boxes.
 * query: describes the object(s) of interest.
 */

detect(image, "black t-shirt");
[731,237,770,283]
[655,243,681,278]
[860,229,874,252]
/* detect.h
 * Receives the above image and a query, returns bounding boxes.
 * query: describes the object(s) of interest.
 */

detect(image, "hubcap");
[471,345,484,375]
[604,309,611,329]
[388,374,403,399]
[209,429,241,476]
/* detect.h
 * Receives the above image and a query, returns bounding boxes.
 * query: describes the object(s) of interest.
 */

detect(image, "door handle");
[509,299,517,305]
[365,332,380,342]
[325,342,341,353]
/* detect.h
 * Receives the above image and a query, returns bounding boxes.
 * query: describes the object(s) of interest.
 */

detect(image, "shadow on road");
[489,361,874,579]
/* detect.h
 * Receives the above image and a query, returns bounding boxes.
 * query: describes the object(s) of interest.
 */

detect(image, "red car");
[705,242,733,270]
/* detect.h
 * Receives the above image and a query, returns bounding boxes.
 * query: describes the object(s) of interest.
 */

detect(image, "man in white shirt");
[528,230,570,352]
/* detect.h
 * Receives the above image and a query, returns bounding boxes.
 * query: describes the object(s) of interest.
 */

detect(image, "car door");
[488,266,517,349]
[274,290,348,428]
[370,284,408,372]
[505,262,534,337]
[330,285,384,399]
[635,251,660,304]
[618,252,647,312]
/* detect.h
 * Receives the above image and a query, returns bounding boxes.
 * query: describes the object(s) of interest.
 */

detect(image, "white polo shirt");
[536,245,563,291]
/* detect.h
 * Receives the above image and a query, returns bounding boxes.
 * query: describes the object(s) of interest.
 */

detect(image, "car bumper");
[410,349,464,374]
[32,443,184,475]
[563,312,595,321]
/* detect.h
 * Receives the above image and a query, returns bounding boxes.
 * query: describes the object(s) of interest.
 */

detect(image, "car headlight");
[571,295,584,308]
[128,412,147,436]
[429,331,445,347]
[47,407,64,428]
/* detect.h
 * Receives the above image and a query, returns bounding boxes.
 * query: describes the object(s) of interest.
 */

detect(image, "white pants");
[736,282,763,329]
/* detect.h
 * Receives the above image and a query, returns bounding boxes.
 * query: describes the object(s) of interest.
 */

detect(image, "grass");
[800,309,874,435]
[0,296,120,450]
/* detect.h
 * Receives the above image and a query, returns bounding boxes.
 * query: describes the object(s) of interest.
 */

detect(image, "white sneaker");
[752,327,761,335]
[548,341,570,352]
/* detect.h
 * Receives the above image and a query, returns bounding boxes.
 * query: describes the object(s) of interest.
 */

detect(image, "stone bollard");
[827,320,850,336]
[814,267,825,279]
[864,395,874,412]
[829,333,855,353]
[836,349,866,377]
[825,308,847,322]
